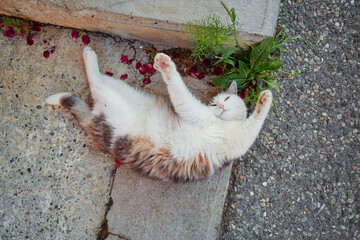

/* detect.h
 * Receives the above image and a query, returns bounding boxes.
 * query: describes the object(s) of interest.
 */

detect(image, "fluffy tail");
[46,92,93,126]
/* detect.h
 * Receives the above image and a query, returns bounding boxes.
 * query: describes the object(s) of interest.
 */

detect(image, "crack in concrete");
[108,232,131,240]
[97,168,117,240]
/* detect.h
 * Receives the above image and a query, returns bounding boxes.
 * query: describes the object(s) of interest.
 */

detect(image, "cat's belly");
[167,123,226,159]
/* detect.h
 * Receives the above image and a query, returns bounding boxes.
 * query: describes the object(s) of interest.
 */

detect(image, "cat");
[46,46,272,182]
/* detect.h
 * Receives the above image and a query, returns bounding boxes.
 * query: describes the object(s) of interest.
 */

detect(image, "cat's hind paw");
[153,53,175,73]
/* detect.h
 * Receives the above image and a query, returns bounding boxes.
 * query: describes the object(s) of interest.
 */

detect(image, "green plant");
[1,16,39,37]
[212,37,283,106]
[183,14,237,61]
[184,2,301,114]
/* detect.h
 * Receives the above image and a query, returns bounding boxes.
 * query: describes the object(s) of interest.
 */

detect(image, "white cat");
[46,47,272,182]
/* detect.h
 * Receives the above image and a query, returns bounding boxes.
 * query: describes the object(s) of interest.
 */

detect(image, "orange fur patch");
[84,114,113,154]
[112,136,213,182]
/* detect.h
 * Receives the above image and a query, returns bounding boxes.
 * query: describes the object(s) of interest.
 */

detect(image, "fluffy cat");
[46,47,272,182]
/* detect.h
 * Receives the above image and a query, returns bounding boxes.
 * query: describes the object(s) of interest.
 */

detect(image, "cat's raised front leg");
[153,53,212,123]
[153,53,176,83]
[225,90,272,160]
[251,90,272,121]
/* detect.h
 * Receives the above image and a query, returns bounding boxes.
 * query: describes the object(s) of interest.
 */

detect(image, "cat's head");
[210,81,247,121]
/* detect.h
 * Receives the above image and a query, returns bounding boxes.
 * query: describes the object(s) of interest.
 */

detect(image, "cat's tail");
[46,93,93,126]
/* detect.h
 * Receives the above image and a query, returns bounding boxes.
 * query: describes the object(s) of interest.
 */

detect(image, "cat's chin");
[215,112,245,121]
[215,113,233,121]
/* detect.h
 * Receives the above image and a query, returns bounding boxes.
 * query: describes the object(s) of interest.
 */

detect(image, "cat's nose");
[219,104,224,110]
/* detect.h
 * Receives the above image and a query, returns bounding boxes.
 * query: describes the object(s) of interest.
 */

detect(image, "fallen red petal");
[142,76,151,84]
[50,49,55,54]
[3,28,14,38]
[171,51,180,58]
[43,50,50,59]
[120,55,128,63]
[189,65,199,77]
[71,30,79,39]
[120,74,128,80]
[115,158,124,166]
[190,71,197,78]
[135,61,142,69]
[127,59,134,64]
[33,23,42,31]
[139,65,147,74]
[82,35,90,45]
[105,72,113,77]
[202,58,211,67]
[43,39,48,44]
[146,64,156,73]
[239,87,249,99]
[211,66,223,75]
[190,65,198,73]
[26,35,34,46]
[197,72,205,79]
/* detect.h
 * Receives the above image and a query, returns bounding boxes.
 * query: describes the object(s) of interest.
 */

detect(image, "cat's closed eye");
[224,96,230,101]
[210,104,217,107]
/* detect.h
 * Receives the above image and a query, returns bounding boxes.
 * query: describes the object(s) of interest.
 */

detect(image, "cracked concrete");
[0,26,116,240]
[106,164,232,240]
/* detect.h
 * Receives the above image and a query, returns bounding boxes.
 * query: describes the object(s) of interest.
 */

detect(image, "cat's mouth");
[220,109,226,116]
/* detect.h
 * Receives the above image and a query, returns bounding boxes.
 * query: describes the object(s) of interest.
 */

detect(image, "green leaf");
[230,8,236,22]
[255,61,283,73]
[212,76,231,88]
[3,16,13,27]
[238,60,250,77]
[222,58,235,67]
[225,73,247,81]
[243,96,251,104]
[214,46,237,66]
[261,77,280,93]
[212,75,247,89]
[250,37,274,70]
[222,46,237,58]
[13,18,20,26]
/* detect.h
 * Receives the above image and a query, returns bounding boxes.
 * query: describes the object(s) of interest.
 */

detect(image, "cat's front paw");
[153,53,175,74]
[258,90,272,106]
[83,46,97,60]
[254,90,272,117]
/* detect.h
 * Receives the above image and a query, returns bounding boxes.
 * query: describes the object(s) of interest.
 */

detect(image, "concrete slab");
[0,0,280,47]
[0,26,117,239]
[107,164,232,240]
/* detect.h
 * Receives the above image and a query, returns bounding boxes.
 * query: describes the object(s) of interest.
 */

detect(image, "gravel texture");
[219,0,359,239]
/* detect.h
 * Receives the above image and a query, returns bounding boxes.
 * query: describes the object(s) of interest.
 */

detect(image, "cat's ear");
[226,81,238,95]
